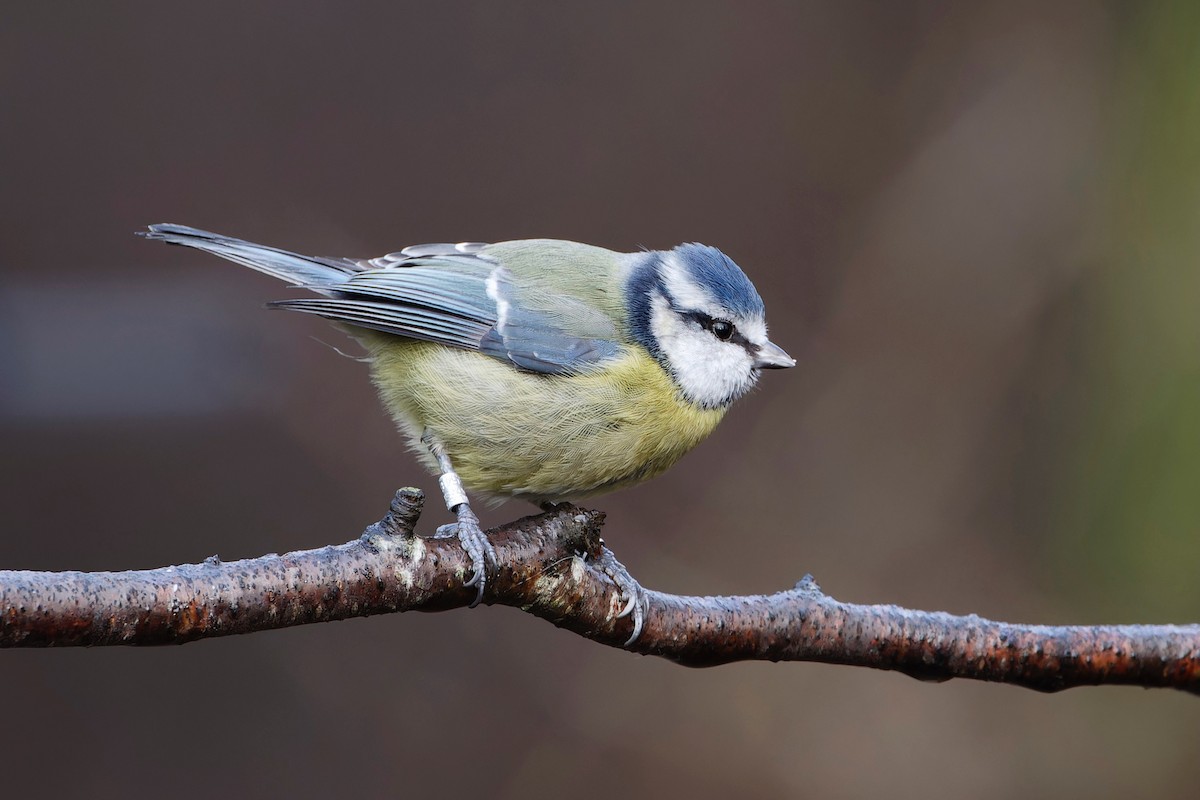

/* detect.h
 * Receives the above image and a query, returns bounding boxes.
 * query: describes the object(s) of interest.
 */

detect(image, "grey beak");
[753,340,796,369]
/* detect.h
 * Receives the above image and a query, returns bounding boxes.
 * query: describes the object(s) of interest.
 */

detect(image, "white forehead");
[658,251,768,344]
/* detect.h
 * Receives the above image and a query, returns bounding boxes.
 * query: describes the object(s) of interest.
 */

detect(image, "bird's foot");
[593,545,648,646]
[433,505,497,607]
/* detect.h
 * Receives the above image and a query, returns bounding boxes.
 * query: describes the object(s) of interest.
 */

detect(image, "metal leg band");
[438,471,469,512]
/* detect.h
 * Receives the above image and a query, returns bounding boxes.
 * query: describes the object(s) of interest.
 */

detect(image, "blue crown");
[671,243,764,319]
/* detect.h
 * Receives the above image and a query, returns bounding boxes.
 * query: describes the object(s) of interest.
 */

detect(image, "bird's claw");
[593,547,648,646]
[435,509,497,607]
[616,592,638,619]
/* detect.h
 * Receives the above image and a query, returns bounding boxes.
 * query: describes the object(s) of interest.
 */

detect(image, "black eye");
[709,319,735,341]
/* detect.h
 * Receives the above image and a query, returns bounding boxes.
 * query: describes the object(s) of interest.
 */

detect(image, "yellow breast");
[363,335,727,501]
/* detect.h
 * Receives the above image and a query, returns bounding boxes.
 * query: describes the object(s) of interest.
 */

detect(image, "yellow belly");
[362,335,726,502]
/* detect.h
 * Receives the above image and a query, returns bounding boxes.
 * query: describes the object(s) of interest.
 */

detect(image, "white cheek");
[650,294,758,408]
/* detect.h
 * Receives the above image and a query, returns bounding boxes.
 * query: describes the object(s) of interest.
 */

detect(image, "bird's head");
[627,243,795,409]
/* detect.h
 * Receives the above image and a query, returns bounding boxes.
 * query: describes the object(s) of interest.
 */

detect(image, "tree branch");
[2,489,1197,694]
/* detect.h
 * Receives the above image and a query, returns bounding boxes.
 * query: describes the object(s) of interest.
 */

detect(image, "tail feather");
[139,224,356,292]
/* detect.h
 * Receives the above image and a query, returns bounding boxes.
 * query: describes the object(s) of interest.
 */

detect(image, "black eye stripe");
[681,310,721,330]
[680,310,747,344]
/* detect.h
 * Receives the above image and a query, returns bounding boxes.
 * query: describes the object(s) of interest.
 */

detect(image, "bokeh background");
[3,2,1198,797]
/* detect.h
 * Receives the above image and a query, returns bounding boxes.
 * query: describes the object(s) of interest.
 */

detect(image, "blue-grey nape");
[625,251,668,362]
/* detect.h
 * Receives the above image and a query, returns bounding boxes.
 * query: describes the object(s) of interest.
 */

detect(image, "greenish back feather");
[482,239,630,324]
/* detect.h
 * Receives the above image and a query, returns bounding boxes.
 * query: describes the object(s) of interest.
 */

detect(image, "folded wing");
[143,226,623,375]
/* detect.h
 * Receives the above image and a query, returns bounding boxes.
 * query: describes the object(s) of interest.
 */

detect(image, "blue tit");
[141,225,794,633]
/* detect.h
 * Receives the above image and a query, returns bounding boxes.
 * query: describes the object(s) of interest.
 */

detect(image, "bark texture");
[2,489,1197,694]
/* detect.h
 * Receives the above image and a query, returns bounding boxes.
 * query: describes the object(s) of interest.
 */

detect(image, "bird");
[140,224,795,641]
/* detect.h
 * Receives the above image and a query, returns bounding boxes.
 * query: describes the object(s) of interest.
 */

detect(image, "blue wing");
[273,257,498,349]
[141,227,624,374]
[142,226,628,374]
[475,267,623,373]
[273,256,623,373]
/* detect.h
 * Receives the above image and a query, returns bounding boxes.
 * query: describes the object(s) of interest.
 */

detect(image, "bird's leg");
[538,501,647,646]
[593,546,648,646]
[422,431,497,607]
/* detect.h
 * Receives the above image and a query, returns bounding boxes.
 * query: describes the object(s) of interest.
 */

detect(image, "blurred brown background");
[2,2,1198,797]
